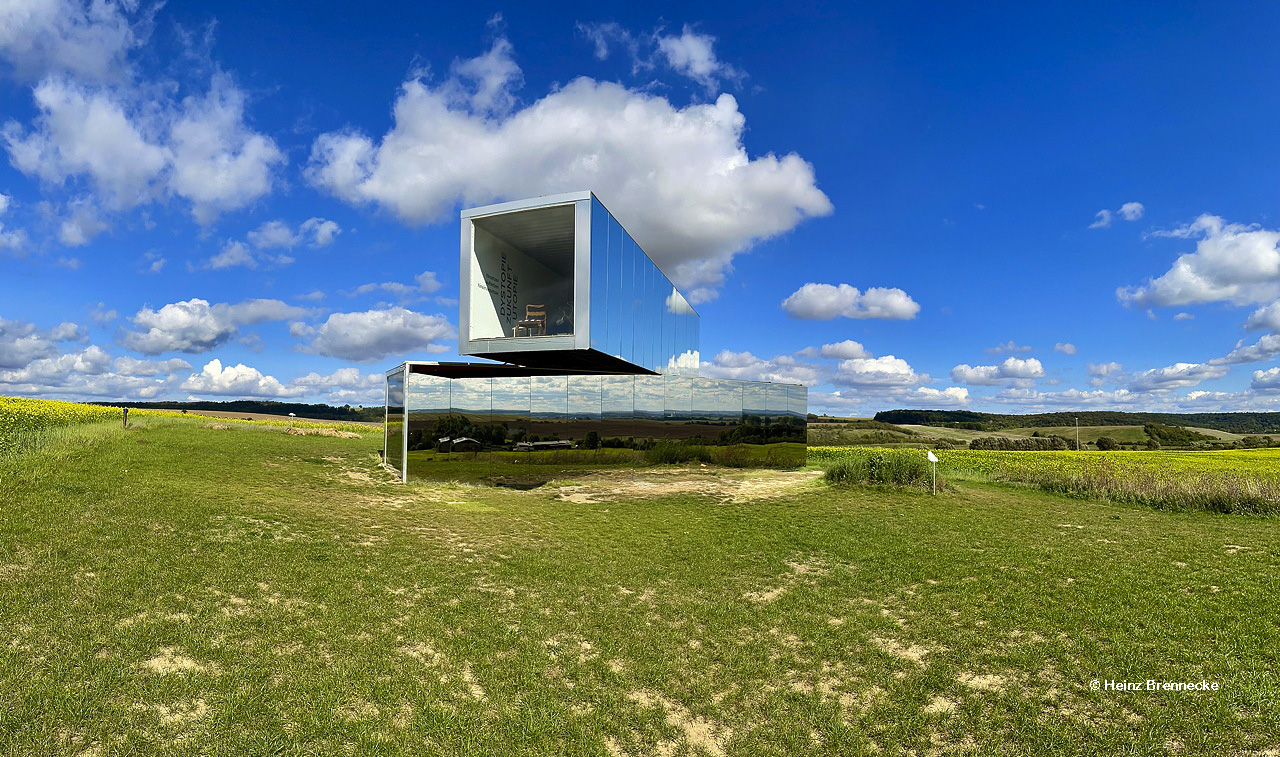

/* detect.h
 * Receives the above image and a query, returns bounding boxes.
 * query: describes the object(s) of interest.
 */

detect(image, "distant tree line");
[101,400,382,422]
[874,409,1280,434]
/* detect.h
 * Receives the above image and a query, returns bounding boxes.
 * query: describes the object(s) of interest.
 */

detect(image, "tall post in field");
[927,450,938,495]
[1075,416,1079,451]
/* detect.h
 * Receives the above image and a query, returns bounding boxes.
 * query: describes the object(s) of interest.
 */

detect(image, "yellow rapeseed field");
[0,396,367,455]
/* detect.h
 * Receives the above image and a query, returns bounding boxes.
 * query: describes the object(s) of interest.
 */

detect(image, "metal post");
[122,407,128,429]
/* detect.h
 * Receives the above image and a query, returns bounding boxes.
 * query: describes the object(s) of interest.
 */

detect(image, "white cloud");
[578,21,744,92]
[89,302,118,323]
[1127,362,1229,392]
[796,339,870,360]
[5,77,168,208]
[207,240,255,270]
[0,344,112,384]
[950,357,1045,386]
[246,219,300,249]
[306,37,830,301]
[1089,202,1143,229]
[119,298,307,354]
[1212,334,1280,366]
[57,199,108,245]
[0,193,10,214]
[347,271,444,302]
[910,386,970,406]
[1117,214,1280,308]
[301,307,456,362]
[1053,342,1077,355]
[113,355,190,377]
[1087,361,1124,386]
[985,340,1033,354]
[0,0,142,82]
[290,366,383,404]
[655,25,743,92]
[1173,312,1194,321]
[1245,300,1280,332]
[1251,367,1280,393]
[701,350,823,386]
[1119,201,1145,221]
[832,355,925,388]
[781,283,919,320]
[3,68,283,226]
[180,358,303,398]
[300,217,340,247]
[0,316,82,368]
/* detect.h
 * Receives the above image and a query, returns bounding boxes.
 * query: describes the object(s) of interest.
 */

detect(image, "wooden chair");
[515,304,547,336]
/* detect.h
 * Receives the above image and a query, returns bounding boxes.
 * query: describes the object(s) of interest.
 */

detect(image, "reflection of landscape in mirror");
[398,368,806,479]
[384,368,406,477]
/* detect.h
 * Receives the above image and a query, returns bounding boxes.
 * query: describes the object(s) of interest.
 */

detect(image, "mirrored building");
[386,192,806,481]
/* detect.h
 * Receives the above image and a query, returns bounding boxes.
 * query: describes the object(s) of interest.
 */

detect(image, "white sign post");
[926,451,939,495]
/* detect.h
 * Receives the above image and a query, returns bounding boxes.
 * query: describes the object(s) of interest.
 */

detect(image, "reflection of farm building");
[384,191,806,482]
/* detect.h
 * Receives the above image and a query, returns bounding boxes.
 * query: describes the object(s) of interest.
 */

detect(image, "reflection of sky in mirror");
[693,379,742,419]
[407,373,449,414]
[450,378,491,419]
[491,377,531,417]
[601,376,633,418]
[530,376,567,418]
[788,385,808,419]
[664,376,693,419]
[567,375,601,420]
[635,377,664,418]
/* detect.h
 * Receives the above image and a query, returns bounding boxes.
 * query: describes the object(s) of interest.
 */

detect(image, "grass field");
[2,413,1279,755]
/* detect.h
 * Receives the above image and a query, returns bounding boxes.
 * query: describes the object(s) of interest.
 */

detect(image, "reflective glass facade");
[384,366,406,478]
[386,366,807,481]
[460,192,699,375]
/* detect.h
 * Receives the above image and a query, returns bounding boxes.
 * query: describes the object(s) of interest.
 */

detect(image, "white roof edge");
[460,190,593,219]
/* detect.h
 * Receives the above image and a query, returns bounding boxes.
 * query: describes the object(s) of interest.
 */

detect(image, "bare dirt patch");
[553,467,820,505]
[870,636,933,665]
[285,427,362,439]
[141,647,207,675]
[958,672,1006,692]
[924,696,958,715]
[627,690,731,757]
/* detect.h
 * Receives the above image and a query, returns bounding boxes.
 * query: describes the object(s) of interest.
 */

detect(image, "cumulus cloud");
[113,355,190,377]
[796,340,870,360]
[1087,361,1124,386]
[290,366,383,404]
[206,216,341,269]
[3,15,284,228]
[1053,342,1077,355]
[1212,334,1280,366]
[0,316,84,368]
[0,343,173,400]
[1252,368,1280,393]
[950,357,1045,386]
[832,355,926,388]
[0,0,143,82]
[1173,312,1194,321]
[301,307,456,362]
[119,298,307,354]
[1088,209,1112,229]
[1127,362,1229,392]
[781,283,919,321]
[306,37,830,302]
[180,358,303,398]
[1245,301,1280,332]
[1117,214,1280,308]
[701,350,823,386]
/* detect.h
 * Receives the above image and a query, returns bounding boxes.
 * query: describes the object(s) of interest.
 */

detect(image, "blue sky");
[3,0,1280,414]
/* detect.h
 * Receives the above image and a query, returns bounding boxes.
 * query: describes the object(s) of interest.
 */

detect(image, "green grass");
[2,418,1279,755]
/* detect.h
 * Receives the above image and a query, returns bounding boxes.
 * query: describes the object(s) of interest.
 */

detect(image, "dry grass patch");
[284,426,362,438]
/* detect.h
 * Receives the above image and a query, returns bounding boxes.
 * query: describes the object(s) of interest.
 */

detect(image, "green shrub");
[823,448,933,488]
[644,442,713,465]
